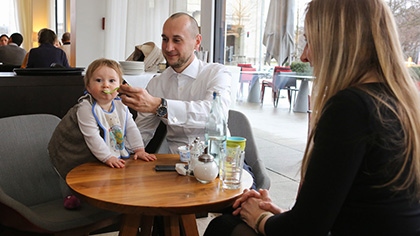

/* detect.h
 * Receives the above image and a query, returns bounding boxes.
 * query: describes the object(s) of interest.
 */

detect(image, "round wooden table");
[66,154,253,236]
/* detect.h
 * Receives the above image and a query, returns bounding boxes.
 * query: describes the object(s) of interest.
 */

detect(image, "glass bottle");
[204,91,227,167]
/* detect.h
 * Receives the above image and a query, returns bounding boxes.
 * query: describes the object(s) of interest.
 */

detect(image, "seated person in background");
[60,32,71,62]
[26,28,70,68]
[0,33,27,65]
[48,58,156,178]
[0,34,8,46]
[204,0,420,235]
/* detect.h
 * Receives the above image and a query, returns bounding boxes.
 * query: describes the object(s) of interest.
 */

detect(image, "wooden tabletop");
[66,154,253,216]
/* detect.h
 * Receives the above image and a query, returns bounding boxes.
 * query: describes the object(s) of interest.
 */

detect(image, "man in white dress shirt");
[119,12,231,153]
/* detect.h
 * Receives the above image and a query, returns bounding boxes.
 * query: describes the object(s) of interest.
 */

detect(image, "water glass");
[220,144,244,189]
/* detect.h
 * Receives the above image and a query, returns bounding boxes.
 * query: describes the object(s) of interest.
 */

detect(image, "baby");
[49,58,156,177]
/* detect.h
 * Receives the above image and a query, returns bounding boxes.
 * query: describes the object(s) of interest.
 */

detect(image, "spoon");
[103,87,119,94]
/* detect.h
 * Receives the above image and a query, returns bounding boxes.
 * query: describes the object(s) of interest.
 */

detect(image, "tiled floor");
[94,90,309,236]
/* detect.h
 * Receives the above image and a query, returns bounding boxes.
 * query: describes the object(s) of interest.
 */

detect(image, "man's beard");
[166,53,192,69]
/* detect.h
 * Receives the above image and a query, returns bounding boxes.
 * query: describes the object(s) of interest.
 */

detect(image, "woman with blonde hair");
[205,0,420,235]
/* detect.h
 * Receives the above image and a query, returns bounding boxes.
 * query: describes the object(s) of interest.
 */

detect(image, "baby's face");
[86,66,120,108]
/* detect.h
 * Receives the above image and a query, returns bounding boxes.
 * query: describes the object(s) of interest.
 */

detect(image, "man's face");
[0,36,8,46]
[161,16,201,73]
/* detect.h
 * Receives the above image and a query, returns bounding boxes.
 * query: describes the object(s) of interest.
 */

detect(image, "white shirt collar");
[167,56,200,79]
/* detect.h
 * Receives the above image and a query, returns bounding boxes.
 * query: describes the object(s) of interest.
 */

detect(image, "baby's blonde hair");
[84,58,123,87]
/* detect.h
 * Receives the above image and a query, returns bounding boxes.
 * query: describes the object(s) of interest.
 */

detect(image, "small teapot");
[194,151,218,184]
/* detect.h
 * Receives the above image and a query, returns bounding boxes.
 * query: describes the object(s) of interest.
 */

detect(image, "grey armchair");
[228,110,271,190]
[0,114,120,235]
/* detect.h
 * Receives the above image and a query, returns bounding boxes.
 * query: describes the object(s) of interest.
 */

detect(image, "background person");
[205,0,420,235]
[26,29,69,68]
[0,33,27,65]
[0,34,8,46]
[60,32,71,62]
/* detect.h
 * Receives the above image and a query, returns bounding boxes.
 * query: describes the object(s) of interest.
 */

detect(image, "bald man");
[119,12,232,153]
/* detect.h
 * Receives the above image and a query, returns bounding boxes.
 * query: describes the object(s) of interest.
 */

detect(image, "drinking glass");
[220,144,244,189]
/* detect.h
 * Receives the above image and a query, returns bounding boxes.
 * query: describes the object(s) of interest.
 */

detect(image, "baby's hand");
[134,149,157,162]
[105,156,126,168]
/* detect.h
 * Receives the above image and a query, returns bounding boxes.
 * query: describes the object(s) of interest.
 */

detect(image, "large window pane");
[0,0,18,36]
[224,0,268,68]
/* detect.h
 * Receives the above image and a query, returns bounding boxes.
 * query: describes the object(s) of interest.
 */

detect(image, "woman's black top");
[265,83,420,235]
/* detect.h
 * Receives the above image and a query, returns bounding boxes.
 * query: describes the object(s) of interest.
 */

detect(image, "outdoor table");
[240,71,271,103]
[277,73,315,112]
[66,154,253,236]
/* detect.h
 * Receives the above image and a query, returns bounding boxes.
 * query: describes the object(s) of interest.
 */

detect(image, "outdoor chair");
[238,64,257,100]
[261,66,299,110]
[0,114,120,235]
[228,110,271,190]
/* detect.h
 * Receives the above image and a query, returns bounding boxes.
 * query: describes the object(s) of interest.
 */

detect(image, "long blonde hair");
[302,0,420,197]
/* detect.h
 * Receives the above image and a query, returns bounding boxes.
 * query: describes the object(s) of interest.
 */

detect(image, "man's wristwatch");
[155,98,168,117]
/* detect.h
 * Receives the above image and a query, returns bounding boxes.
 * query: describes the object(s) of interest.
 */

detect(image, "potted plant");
[290,61,312,74]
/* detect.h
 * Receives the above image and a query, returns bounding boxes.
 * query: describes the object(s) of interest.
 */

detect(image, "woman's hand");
[257,189,283,214]
[133,149,157,161]
[105,156,126,168]
[239,197,270,231]
[232,189,262,213]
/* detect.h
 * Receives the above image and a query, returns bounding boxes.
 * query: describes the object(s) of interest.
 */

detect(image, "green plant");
[290,61,312,74]
[409,66,420,81]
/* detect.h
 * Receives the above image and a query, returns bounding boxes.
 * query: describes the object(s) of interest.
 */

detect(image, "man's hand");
[118,84,161,113]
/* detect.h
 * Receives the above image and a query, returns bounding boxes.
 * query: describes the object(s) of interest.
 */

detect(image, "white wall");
[200,0,214,62]
[74,0,106,67]
[73,0,214,68]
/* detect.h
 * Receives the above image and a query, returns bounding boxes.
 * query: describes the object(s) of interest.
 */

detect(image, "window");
[223,0,311,69]
[55,0,67,41]
[0,0,18,36]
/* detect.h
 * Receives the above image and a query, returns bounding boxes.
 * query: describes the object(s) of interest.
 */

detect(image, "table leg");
[139,216,154,236]
[180,214,199,236]
[119,214,141,236]
[293,80,309,113]
[247,76,261,103]
[164,216,180,236]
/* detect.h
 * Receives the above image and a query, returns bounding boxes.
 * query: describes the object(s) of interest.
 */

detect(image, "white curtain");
[124,0,171,58]
[14,0,33,51]
[103,0,172,61]
[104,0,128,60]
